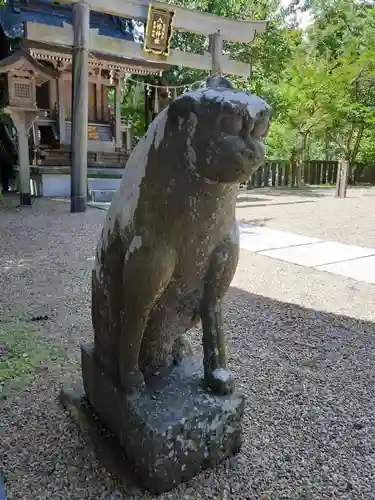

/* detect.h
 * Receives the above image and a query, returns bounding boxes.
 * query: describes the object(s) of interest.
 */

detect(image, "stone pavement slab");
[260,241,375,268]
[316,255,375,285]
[238,223,320,252]
[236,186,375,249]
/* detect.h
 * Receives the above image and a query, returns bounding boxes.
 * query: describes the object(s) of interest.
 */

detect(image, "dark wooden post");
[263,162,270,187]
[308,161,314,185]
[271,163,276,187]
[315,161,322,186]
[277,162,282,187]
[321,162,327,184]
[284,162,289,186]
[70,0,89,213]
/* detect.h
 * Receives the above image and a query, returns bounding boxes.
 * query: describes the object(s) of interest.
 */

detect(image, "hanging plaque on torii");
[144,4,174,56]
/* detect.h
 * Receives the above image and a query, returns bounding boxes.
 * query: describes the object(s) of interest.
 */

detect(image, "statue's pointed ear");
[168,95,200,123]
[206,76,234,90]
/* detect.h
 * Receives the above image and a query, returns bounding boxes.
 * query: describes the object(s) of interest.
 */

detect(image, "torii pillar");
[70,0,90,213]
[210,31,223,75]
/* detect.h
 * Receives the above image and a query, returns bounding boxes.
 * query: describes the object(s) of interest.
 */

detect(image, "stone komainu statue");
[92,76,270,396]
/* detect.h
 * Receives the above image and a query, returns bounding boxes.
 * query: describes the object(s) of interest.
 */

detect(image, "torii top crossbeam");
[56,0,267,43]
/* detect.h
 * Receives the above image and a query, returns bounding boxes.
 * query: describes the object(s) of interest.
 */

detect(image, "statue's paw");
[206,368,235,395]
[120,369,146,395]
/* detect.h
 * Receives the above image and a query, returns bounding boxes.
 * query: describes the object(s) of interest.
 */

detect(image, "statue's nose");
[251,115,270,141]
[239,113,269,145]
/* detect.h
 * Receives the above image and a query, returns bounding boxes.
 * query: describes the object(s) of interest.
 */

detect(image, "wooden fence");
[246,160,375,188]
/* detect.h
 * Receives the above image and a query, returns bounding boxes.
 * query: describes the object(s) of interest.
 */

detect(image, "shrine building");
[0,0,266,205]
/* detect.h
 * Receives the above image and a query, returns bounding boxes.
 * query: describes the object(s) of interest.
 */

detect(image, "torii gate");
[25,0,267,212]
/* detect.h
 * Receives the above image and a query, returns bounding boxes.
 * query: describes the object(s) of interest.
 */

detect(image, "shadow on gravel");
[236,196,267,203]
[242,187,332,199]
[237,217,273,227]
[2,286,375,499]
[222,285,375,499]
[236,199,316,209]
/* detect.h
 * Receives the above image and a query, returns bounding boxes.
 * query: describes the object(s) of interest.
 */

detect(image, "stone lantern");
[0,48,58,205]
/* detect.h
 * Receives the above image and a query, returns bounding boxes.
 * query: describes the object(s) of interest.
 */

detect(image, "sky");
[280,0,314,29]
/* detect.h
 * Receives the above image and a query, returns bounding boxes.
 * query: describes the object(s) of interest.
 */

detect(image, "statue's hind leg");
[118,243,176,394]
[139,303,194,376]
[201,230,239,395]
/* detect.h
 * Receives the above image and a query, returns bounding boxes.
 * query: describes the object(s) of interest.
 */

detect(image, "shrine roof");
[0,47,59,77]
[0,0,140,42]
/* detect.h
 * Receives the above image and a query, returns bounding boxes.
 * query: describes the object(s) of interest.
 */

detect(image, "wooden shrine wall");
[59,79,109,121]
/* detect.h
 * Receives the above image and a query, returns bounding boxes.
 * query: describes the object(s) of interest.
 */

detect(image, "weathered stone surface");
[91,76,271,396]
[81,344,245,494]
[59,381,141,495]
[82,76,270,493]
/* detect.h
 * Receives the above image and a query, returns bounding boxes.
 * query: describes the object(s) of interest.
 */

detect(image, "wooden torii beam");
[44,0,267,213]
[57,0,267,43]
[25,22,255,78]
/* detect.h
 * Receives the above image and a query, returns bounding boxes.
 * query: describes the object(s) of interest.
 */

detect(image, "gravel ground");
[237,186,375,248]
[1,195,375,500]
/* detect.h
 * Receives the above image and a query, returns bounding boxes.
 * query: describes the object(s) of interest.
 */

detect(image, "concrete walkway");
[239,222,375,285]
[93,199,375,285]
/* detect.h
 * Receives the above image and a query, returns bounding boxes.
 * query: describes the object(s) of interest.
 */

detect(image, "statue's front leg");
[119,243,176,394]
[200,233,239,395]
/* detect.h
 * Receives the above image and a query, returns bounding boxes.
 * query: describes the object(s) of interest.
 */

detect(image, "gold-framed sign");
[143,4,175,57]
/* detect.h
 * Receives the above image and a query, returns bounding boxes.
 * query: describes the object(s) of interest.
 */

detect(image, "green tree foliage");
[267,0,375,163]
[121,0,293,135]
[120,0,375,167]
[119,80,146,141]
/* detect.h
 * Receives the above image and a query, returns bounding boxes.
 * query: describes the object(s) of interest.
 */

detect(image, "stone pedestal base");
[81,343,244,494]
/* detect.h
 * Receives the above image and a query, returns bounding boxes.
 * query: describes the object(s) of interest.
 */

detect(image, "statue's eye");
[220,114,243,135]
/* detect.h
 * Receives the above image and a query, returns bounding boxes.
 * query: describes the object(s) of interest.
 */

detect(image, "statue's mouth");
[241,110,269,147]
[227,111,269,170]
[217,110,270,182]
